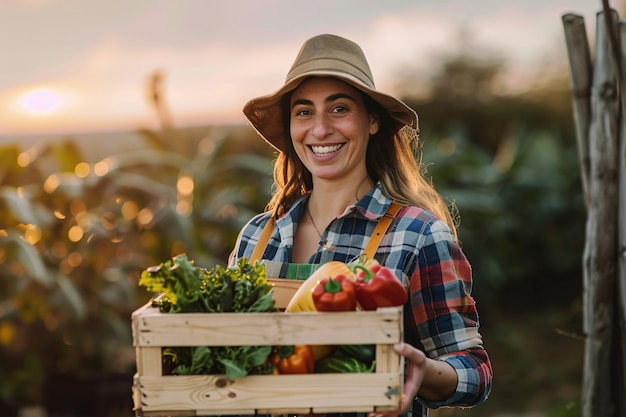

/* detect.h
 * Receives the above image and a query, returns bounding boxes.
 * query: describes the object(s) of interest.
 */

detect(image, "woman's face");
[289,77,379,182]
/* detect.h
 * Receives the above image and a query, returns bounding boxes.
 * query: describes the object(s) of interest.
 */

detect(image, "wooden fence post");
[616,13,626,417]
[563,5,623,417]
[562,13,592,208]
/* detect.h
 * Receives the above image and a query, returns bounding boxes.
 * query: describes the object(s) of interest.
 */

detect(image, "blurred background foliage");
[0,46,585,416]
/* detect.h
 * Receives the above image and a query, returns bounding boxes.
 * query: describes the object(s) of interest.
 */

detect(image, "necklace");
[307,206,323,239]
[307,206,335,251]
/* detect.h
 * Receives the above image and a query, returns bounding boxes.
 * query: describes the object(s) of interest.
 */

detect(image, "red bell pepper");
[312,274,357,312]
[354,262,408,310]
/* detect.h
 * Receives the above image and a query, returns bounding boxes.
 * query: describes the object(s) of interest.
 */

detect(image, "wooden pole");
[600,2,626,415]
[580,9,620,417]
[562,13,592,208]
[616,15,626,417]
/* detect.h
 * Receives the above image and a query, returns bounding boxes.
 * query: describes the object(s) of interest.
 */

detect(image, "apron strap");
[363,202,401,260]
[249,202,402,263]
[249,217,275,263]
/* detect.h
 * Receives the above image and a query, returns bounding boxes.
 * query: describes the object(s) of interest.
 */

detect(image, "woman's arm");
[404,219,493,409]
[369,342,457,417]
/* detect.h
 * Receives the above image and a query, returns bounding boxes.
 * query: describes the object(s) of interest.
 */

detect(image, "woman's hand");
[369,342,457,417]
[369,342,426,417]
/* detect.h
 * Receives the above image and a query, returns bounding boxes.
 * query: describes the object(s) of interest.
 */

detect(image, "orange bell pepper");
[269,345,315,374]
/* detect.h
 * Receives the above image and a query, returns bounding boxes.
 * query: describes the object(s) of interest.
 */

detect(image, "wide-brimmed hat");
[243,34,418,152]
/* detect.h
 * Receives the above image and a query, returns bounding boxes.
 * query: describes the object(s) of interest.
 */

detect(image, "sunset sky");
[0,0,603,137]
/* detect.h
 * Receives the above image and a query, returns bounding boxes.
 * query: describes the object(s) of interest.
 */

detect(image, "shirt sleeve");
[408,219,493,409]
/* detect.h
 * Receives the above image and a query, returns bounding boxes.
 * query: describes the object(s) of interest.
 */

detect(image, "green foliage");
[402,49,585,312]
[0,124,274,408]
[400,49,586,414]
[139,254,275,314]
[420,125,585,312]
[140,254,275,379]
[550,402,582,417]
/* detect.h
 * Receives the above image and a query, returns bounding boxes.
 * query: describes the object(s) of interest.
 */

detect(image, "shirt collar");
[275,182,392,223]
[265,182,393,260]
[354,182,393,220]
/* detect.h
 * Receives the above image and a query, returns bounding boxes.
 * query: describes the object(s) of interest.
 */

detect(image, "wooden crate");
[266,277,303,310]
[132,300,404,416]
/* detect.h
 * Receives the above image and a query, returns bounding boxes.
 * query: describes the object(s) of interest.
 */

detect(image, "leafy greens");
[139,254,276,379]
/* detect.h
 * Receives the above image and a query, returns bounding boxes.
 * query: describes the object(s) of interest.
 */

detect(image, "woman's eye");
[294,108,311,117]
[331,105,347,113]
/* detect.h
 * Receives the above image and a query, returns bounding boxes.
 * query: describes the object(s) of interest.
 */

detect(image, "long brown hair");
[265,85,459,241]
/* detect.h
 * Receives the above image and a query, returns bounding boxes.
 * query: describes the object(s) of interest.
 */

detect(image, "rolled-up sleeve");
[409,221,493,408]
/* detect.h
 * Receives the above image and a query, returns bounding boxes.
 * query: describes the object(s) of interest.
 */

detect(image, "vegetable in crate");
[139,254,276,313]
[336,343,376,365]
[312,274,357,311]
[354,260,408,310]
[269,345,315,374]
[285,261,354,312]
[283,261,354,361]
[317,342,375,373]
[139,253,204,313]
[138,254,277,380]
[315,356,375,373]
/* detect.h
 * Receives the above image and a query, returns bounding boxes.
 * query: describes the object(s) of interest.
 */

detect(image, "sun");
[18,88,63,115]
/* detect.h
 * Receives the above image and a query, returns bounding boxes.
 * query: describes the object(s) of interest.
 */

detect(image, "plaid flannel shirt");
[230,183,492,416]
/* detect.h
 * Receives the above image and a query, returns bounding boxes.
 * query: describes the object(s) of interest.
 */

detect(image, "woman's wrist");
[416,357,458,402]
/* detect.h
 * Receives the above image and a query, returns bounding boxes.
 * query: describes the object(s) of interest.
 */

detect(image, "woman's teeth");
[311,144,343,156]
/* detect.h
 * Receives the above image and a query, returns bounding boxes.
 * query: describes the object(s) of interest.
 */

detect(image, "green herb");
[139,254,277,379]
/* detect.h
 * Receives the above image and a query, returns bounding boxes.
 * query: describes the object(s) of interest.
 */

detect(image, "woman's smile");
[309,143,344,157]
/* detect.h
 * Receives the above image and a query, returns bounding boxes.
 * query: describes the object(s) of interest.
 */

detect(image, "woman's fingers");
[368,343,426,417]
[394,342,426,366]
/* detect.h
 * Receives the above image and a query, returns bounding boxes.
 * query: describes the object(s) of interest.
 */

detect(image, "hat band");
[286,57,375,89]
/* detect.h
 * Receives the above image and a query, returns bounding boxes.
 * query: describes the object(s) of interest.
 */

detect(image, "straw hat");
[243,34,418,152]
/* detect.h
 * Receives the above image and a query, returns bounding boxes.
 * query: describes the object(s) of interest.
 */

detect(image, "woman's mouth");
[310,144,343,157]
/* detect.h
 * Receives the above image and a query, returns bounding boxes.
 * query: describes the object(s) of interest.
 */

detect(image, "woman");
[230,34,492,417]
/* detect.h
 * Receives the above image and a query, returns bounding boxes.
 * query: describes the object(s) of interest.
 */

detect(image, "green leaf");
[219,357,248,380]
[0,186,54,225]
[190,346,213,374]
[246,345,272,368]
[51,139,84,172]
[248,292,276,313]
[0,231,52,286]
[54,273,87,319]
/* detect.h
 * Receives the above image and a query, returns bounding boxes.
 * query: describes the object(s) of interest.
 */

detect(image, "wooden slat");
[134,306,402,347]
[136,373,401,414]
[135,346,161,377]
[377,344,391,373]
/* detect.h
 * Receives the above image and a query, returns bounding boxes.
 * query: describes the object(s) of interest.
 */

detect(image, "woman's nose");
[311,113,333,139]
